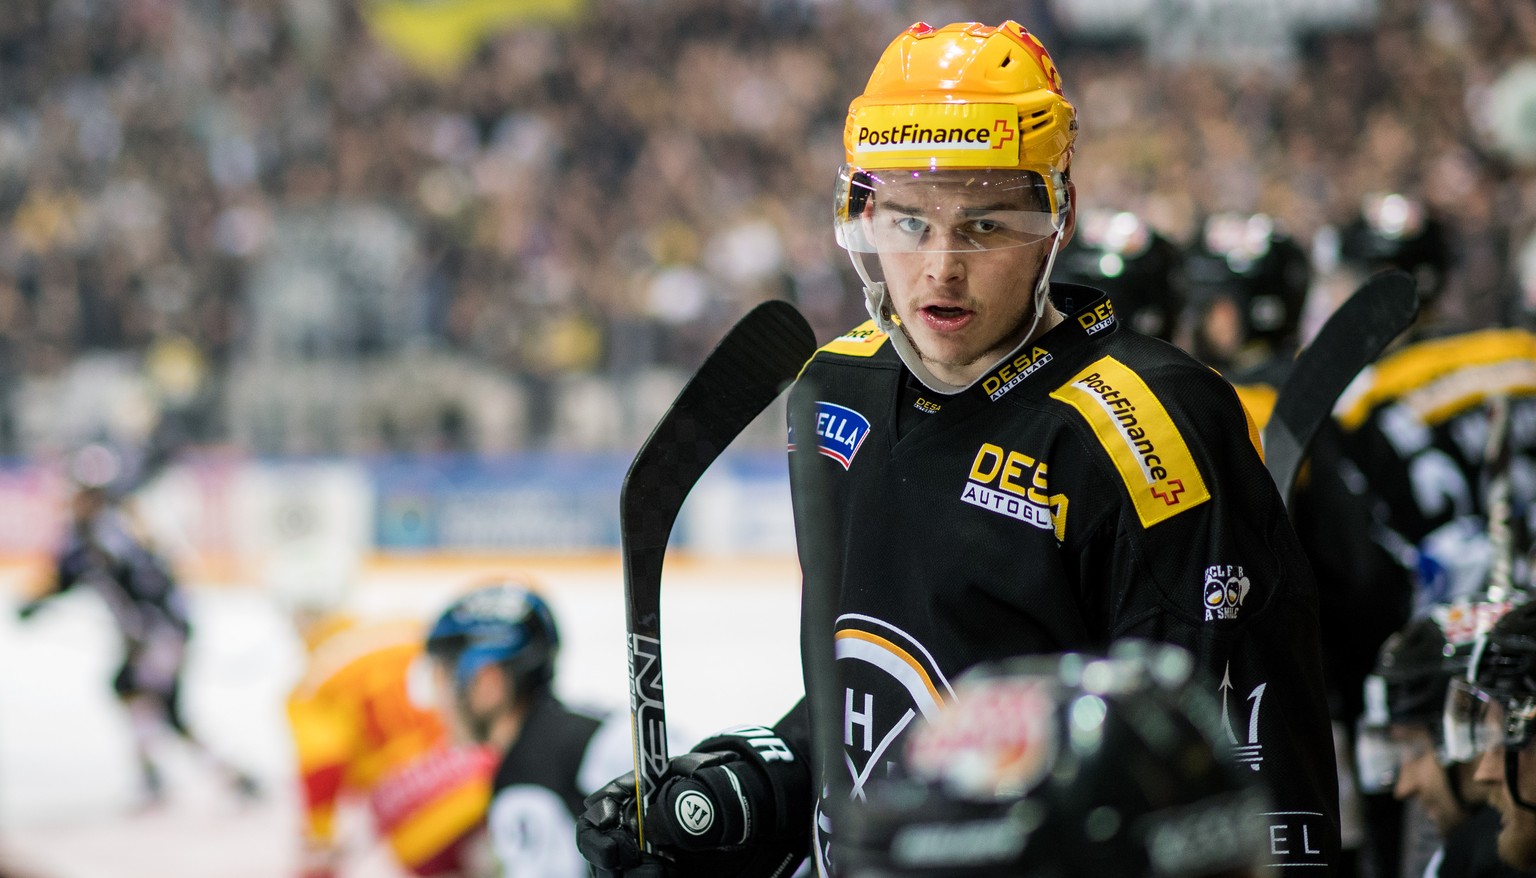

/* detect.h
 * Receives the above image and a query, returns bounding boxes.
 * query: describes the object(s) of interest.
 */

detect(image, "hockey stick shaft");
[787,381,850,855]
[1485,394,1515,600]
[1263,269,1419,502]
[621,300,816,844]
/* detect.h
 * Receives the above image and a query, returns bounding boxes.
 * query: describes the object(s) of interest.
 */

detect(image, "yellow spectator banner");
[364,0,587,77]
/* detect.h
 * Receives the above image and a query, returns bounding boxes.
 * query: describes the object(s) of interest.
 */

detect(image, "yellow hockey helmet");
[840,21,1076,220]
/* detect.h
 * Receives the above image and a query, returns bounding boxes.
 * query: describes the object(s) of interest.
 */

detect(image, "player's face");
[865,172,1071,386]
[1473,704,1536,869]
[1389,726,1466,835]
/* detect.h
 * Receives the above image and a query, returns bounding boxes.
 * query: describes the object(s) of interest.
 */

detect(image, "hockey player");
[424,581,631,878]
[286,608,496,878]
[837,641,1271,877]
[1176,211,1312,418]
[1292,194,1536,874]
[1447,600,1536,872]
[1357,606,1528,878]
[16,453,257,807]
[1051,207,1184,343]
[579,19,1339,877]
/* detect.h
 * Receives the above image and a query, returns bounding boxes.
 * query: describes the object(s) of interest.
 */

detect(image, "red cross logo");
[1151,479,1186,506]
[992,119,1016,150]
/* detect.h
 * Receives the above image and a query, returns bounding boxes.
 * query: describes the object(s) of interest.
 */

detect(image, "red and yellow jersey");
[288,618,494,876]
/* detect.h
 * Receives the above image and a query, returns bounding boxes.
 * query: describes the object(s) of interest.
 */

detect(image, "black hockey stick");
[1263,270,1419,503]
[621,300,816,847]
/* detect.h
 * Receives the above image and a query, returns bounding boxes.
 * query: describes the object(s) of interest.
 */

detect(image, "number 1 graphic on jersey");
[1220,662,1266,771]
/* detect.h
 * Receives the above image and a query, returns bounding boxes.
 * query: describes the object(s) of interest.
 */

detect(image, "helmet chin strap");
[860,233,1066,396]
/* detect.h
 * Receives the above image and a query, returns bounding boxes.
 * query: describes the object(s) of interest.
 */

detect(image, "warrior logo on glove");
[675,790,715,836]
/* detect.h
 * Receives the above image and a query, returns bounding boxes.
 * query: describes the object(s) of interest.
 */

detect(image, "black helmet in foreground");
[837,641,1271,877]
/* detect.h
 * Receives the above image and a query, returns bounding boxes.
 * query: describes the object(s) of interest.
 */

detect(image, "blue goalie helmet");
[426,581,560,694]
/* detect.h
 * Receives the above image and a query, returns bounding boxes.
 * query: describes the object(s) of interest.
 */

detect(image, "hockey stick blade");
[1263,269,1419,502]
[621,299,817,838]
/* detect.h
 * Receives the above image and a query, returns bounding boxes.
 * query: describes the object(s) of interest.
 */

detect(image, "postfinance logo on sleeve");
[1050,357,1209,527]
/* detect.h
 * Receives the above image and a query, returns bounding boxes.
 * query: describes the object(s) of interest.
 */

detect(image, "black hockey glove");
[577,727,811,878]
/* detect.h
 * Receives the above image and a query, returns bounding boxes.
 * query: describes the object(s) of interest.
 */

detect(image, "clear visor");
[1354,719,1439,794]
[1444,678,1502,763]
[1353,721,1400,794]
[835,164,1064,255]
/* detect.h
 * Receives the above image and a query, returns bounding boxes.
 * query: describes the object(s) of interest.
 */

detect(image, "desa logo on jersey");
[961,442,1068,540]
[788,401,871,470]
[1076,300,1116,336]
[848,104,1021,169]
[982,345,1053,401]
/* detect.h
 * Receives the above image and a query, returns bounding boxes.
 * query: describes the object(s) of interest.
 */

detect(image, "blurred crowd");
[0,0,1532,456]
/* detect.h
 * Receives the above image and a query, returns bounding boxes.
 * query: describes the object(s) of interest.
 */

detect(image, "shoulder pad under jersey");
[815,321,890,358]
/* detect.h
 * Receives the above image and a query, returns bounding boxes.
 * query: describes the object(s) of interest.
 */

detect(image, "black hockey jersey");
[487,693,632,878]
[786,285,1341,873]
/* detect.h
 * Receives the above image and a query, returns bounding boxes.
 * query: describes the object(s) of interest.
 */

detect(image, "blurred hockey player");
[1051,207,1184,342]
[286,601,496,878]
[1176,212,1312,415]
[424,581,631,878]
[1356,605,1527,878]
[1292,194,1536,874]
[16,443,257,807]
[1446,600,1536,872]
[836,641,1272,877]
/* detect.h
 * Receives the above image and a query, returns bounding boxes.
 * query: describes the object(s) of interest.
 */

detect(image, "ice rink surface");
[0,554,805,878]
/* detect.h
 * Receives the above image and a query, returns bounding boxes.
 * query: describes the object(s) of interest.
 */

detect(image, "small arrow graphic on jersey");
[1220,663,1239,745]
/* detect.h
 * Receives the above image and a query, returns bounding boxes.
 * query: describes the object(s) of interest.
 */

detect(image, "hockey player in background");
[1050,207,1185,344]
[578,18,1340,877]
[1356,608,1531,878]
[286,602,496,878]
[1175,211,1312,414]
[423,581,631,878]
[837,642,1272,877]
[1291,193,1536,876]
[1447,601,1536,872]
[16,444,258,808]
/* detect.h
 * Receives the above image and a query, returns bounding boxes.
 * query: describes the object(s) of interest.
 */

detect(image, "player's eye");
[893,216,927,235]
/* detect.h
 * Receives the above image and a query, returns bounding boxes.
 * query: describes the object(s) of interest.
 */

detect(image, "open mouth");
[921,305,972,328]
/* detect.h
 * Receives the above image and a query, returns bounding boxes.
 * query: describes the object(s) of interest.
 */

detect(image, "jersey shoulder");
[1047,345,1223,529]
[812,320,892,360]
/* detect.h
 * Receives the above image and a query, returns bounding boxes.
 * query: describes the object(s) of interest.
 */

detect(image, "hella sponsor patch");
[1203,565,1250,621]
[789,401,871,470]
